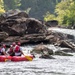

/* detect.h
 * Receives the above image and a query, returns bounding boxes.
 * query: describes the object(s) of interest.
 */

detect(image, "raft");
[0,55,33,62]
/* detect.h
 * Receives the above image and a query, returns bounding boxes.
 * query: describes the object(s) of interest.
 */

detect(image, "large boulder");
[0,9,29,20]
[31,44,53,55]
[25,18,47,34]
[45,20,58,27]
[59,40,75,51]
[0,17,47,36]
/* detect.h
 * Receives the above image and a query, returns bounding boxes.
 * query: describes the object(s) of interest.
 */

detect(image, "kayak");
[0,55,33,62]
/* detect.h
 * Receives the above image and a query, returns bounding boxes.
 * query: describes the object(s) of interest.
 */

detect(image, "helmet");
[12,42,16,46]
[2,44,6,48]
[17,42,21,45]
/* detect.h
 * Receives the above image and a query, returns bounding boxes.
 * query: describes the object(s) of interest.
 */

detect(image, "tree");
[55,0,75,26]
[20,0,61,20]
[3,0,21,11]
[44,11,56,21]
[0,0,5,14]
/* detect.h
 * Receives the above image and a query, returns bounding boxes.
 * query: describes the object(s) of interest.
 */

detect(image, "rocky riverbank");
[0,9,75,58]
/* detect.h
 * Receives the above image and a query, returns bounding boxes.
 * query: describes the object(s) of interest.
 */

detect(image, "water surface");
[0,45,75,75]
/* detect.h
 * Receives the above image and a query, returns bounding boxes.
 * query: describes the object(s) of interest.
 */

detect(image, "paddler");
[0,44,7,55]
[13,42,24,56]
[6,45,15,56]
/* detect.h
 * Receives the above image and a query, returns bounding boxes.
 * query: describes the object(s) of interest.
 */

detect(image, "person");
[13,42,24,56]
[0,44,7,55]
[12,42,16,50]
[6,45,15,56]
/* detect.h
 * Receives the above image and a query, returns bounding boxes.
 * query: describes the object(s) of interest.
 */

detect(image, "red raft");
[0,55,33,62]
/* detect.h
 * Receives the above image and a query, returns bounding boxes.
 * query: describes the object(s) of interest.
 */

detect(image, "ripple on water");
[0,45,75,75]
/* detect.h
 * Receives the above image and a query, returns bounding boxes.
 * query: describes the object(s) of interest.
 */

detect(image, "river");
[0,28,75,75]
[0,44,75,75]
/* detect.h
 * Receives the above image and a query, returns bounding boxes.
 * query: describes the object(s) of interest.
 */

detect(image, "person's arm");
[21,50,25,55]
[3,51,7,55]
[2,48,7,55]
[6,49,10,55]
[20,47,25,55]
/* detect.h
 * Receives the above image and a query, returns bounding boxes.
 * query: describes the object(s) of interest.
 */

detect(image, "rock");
[39,54,55,59]
[45,20,58,27]
[0,32,8,41]
[25,18,47,34]
[59,40,75,50]
[0,17,47,36]
[31,44,53,55]
[1,9,29,19]
[46,31,68,45]
[55,50,73,56]
[60,48,73,53]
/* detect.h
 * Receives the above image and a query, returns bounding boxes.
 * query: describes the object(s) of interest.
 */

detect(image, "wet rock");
[55,50,73,56]
[31,44,53,55]
[60,48,73,53]
[59,40,75,50]
[39,54,55,59]
[47,31,68,45]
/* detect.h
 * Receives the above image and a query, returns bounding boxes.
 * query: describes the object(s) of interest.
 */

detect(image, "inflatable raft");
[0,55,33,62]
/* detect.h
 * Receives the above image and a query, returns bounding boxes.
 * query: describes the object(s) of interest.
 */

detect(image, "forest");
[0,0,75,26]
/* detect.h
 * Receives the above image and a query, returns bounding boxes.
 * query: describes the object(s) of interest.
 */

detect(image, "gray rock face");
[0,32,8,41]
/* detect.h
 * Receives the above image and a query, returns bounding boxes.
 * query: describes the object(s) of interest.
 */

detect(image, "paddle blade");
[25,55,33,61]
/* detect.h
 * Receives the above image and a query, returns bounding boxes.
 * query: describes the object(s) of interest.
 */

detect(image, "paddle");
[25,55,33,61]
[22,49,33,61]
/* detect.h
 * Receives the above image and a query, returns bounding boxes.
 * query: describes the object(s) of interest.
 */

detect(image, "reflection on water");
[0,45,75,75]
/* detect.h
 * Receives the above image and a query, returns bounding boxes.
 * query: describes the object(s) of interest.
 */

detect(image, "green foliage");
[55,0,75,26]
[0,0,5,14]
[44,11,56,21]
[1,0,61,20]
[25,8,31,14]
[20,0,60,20]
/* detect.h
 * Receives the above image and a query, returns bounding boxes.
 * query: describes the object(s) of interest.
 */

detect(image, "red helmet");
[12,42,16,46]
[17,42,21,45]
[2,44,6,48]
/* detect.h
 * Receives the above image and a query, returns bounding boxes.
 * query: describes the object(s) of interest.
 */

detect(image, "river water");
[0,28,75,75]
[0,44,75,75]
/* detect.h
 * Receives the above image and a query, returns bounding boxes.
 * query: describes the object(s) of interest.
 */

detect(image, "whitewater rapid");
[0,44,75,75]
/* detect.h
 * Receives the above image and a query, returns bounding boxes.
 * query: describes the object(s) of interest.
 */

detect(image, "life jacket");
[9,48,13,53]
[14,45,20,52]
